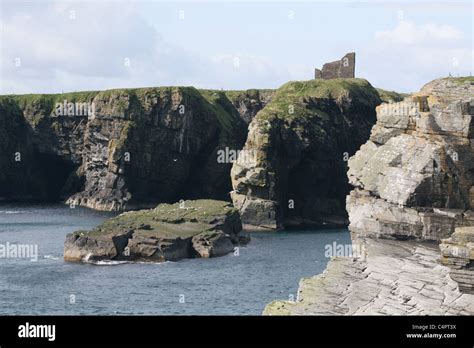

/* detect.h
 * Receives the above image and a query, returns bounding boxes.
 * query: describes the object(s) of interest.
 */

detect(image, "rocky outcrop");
[225,89,275,124]
[439,226,474,293]
[264,238,474,315]
[347,77,474,241]
[64,87,249,211]
[64,199,246,262]
[0,87,270,210]
[231,78,381,229]
[264,77,474,315]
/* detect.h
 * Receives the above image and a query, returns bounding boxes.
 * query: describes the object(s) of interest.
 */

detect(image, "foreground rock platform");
[64,199,246,263]
[263,238,474,315]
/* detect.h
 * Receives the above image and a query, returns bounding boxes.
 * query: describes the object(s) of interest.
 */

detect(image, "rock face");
[225,89,275,124]
[264,77,474,315]
[64,199,245,262]
[439,226,474,293]
[264,238,474,315]
[347,77,474,241]
[0,98,43,200]
[0,88,270,210]
[231,78,381,229]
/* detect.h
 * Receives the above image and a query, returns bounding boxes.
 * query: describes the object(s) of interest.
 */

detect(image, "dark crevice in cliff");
[35,153,78,201]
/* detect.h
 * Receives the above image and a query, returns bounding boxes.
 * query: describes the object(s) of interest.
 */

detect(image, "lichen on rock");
[64,199,246,263]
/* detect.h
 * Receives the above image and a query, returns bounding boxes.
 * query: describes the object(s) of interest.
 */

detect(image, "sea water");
[0,203,350,315]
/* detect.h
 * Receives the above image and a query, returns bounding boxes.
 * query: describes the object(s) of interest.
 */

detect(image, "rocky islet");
[64,199,246,263]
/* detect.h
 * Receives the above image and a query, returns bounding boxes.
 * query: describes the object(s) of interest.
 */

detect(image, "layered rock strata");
[64,199,246,263]
[231,78,382,229]
[264,77,474,315]
[264,238,474,315]
[0,88,271,210]
[347,77,474,241]
[439,226,474,293]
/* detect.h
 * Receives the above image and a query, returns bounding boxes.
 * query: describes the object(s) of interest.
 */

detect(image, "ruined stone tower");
[315,52,355,79]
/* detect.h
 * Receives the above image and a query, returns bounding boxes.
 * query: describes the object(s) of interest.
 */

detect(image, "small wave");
[43,255,60,260]
[89,260,130,266]
[134,260,171,265]
[0,210,21,214]
[85,259,171,266]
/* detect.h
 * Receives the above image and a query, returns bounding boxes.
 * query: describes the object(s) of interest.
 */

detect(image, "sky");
[0,0,472,94]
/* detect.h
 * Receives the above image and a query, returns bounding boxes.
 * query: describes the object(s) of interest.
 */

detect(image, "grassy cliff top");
[276,78,376,99]
[1,86,274,106]
[222,89,275,104]
[255,78,381,124]
[0,87,252,143]
[451,76,474,84]
[376,88,409,103]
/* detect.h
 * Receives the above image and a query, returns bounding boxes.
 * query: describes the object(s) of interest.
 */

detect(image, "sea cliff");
[264,77,474,315]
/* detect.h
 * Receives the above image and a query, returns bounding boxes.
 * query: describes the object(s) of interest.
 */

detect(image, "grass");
[376,88,409,103]
[198,89,239,133]
[77,199,238,238]
[255,78,380,126]
[3,91,98,126]
[1,80,380,141]
[223,89,274,105]
[1,86,252,141]
[450,76,474,84]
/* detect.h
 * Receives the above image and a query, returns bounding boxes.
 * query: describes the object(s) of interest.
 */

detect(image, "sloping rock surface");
[264,238,474,315]
[64,199,245,262]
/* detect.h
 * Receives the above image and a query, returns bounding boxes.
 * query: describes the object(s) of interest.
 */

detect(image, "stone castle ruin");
[315,52,355,79]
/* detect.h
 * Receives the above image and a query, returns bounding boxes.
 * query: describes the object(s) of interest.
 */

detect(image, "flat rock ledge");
[263,238,474,315]
[64,199,247,263]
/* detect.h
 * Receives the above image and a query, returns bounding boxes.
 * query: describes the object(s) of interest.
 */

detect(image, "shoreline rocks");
[264,238,474,315]
[439,226,474,293]
[64,199,247,263]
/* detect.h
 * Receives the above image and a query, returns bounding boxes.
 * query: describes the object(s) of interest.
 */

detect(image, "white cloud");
[0,2,302,94]
[375,20,463,45]
[362,20,471,92]
[1,2,470,95]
